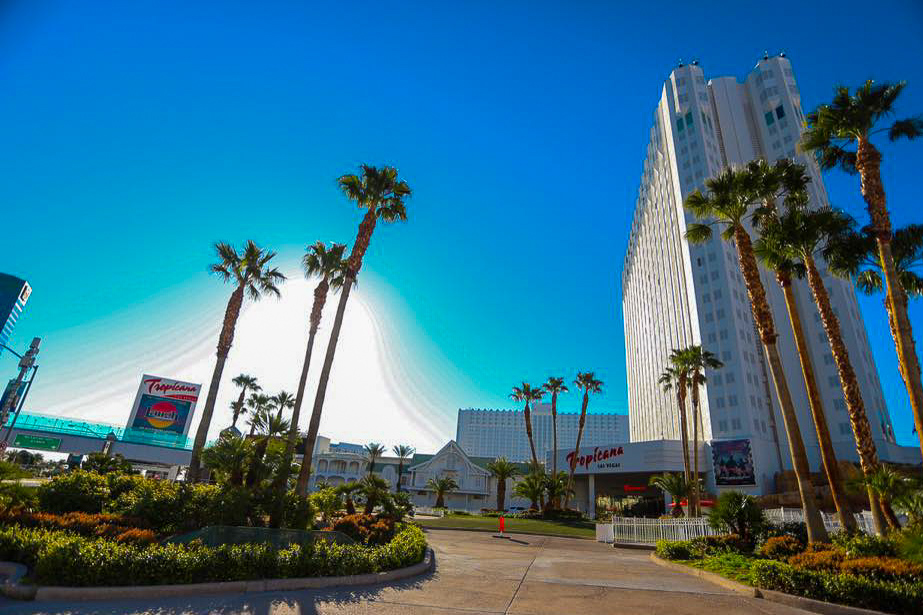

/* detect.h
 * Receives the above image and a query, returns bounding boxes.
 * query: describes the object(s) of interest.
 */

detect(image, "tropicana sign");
[566,445,625,470]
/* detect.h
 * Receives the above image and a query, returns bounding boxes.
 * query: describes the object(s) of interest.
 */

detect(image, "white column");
[588,474,596,519]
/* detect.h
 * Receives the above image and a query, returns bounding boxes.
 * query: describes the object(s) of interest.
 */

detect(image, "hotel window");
[677,117,685,132]
[686,111,694,128]
[731,418,742,430]
[765,111,775,126]
[775,104,785,119]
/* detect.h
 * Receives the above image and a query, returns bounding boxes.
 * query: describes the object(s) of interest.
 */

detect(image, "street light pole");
[0,337,40,457]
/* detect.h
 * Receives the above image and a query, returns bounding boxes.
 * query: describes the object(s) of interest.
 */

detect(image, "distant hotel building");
[0,274,31,356]
[456,404,628,462]
[621,55,914,493]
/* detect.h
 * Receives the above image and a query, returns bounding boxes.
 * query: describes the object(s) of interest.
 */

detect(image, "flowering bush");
[759,536,805,560]
[333,514,396,545]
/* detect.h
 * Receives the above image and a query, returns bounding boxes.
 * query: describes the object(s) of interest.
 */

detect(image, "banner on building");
[711,438,756,486]
[125,375,201,436]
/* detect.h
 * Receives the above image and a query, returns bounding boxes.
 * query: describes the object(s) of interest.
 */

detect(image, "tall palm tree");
[292,242,348,496]
[428,476,458,509]
[659,365,692,491]
[756,199,874,533]
[801,80,923,458]
[510,383,545,470]
[187,241,285,482]
[679,345,723,518]
[229,400,246,430]
[300,165,411,490]
[542,376,569,504]
[648,472,689,517]
[487,457,520,512]
[363,442,386,476]
[270,391,295,422]
[392,444,415,492]
[685,168,828,542]
[231,374,260,428]
[749,160,860,532]
[564,372,603,509]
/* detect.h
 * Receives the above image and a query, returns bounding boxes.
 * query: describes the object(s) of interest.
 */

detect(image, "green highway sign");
[12,434,62,451]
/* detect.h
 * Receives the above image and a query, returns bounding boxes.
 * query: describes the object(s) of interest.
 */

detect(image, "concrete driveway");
[2,529,810,615]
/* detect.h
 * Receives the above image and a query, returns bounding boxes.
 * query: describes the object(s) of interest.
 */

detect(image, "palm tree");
[564,372,603,509]
[678,345,723,517]
[392,444,415,492]
[202,434,252,486]
[246,393,271,436]
[245,409,291,487]
[685,168,828,542]
[230,375,260,428]
[659,365,692,492]
[544,470,572,510]
[360,474,390,514]
[486,457,520,512]
[854,465,910,531]
[270,391,295,422]
[801,80,923,458]
[513,471,545,510]
[300,165,411,490]
[543,376,569,507]
[649,472,689,517]
[187,241,285,482]
[510,383,545,469]
[427,476,458,508]
[292,242,348,496]
[336,482,362,515]
[364,442,386,476]
[756,200,878,533]
[748,159,860,532]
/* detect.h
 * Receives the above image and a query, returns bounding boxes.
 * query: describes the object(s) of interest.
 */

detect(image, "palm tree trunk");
[232,386,247,428]
[188,285,245,482]
[524,403,539,468]
[396,460,404,493]
[551,394,558,508]
[779,276,857,532]
[856,138,923,460]
[245,438,269,488]
[297,277,356,494]
[496,478,505,511]
[677,389,692,490]
[803,255,886,534]
[564,393,589,509]
[690,386,700,517]
[733,226,828,542]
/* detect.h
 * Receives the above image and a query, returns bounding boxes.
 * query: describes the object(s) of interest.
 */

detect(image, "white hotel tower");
[622,55,913,494]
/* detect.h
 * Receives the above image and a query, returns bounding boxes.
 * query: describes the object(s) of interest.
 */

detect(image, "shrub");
[831,531,899,558]
[839,557,923,583]
[760,536,805,560]
[0,482,38,512]
[0,524,426,586]
[0,510,150,537]
[788,548,845,572]
[752,559,923,615]
[111,478,182,531]
[113,528,159,545]
[707,491,764,546]
[655,539,694,560]
[542,509,585,521]
[899,528,923,564]
[282,491,315,530]
[761,521,807,545]
[333,514,395,545]
[690,534,749,556]
[38,471,109,514]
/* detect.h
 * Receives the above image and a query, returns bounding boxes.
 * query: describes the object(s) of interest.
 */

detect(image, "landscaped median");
[0,523,430,600]
[652,534,923,615]
[413,511,595,539]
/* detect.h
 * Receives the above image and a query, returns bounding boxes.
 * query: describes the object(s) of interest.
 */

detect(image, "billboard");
[712,438,756,486]
[125,375,201,436]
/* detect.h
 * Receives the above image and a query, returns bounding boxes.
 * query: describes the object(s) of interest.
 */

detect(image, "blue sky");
[2,0,922,451]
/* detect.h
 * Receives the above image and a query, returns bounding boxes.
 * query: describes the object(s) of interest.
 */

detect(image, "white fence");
[601,507,876,544]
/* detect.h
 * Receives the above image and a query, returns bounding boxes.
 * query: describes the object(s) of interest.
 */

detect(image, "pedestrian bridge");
[3,411,194,466]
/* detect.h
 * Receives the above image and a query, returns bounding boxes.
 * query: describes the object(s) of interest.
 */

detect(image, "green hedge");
[752,559,923,615]
[0,524,426,587]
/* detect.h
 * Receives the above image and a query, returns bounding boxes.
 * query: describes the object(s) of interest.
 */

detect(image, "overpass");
[3,411,194,466]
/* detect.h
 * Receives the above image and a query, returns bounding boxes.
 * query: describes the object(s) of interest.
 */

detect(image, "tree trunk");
[232,386,248,428]
[779,275,857,532]
[245,438,269,488]
[524,402,538,468]
[856,137,923,461]
[677,387,692,491]
[564,392,589,509]
[188,285,245,482]
[298,277,356,495]
[733,226,828,542]
[396,461,404,493]
[690,384,701,517]
[804,255,886,534]
[435,493,444,509]
[497,478,506,512]
[551,392,558,508]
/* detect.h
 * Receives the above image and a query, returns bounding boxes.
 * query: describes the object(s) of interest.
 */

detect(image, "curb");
[2,548,434,602]
[416,524,594,540]
[648,554,889,615]
[612,542,655,551]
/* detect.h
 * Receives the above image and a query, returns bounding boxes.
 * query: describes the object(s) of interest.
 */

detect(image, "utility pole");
[0,337,40,457]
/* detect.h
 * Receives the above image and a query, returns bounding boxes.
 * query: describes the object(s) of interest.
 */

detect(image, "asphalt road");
[1,529,811,614]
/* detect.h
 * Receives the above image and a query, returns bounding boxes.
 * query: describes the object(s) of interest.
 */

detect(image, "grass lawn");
[413,514,596,539]
[680,553,757,585]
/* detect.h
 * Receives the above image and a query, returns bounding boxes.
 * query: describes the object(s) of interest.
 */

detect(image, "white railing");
[414,506,446,517]
[602,507,877,544]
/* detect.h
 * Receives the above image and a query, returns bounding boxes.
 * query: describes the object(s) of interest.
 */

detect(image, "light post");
[0,337,41,457]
